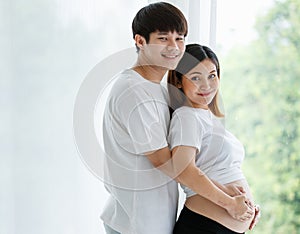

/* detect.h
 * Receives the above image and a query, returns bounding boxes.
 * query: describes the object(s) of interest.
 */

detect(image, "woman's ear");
[134,34,146,50]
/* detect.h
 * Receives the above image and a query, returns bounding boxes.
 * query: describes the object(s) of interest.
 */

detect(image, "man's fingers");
[238,210,253,222]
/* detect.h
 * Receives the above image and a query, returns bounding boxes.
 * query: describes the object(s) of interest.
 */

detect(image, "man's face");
[142,31,185,70]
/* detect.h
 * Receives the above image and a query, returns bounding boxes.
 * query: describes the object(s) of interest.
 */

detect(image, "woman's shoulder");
[171,107,215,133]
[172,106,210,119]
[173,106,197,114]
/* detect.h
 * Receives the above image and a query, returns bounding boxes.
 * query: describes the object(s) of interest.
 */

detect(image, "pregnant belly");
[184,179,255,233]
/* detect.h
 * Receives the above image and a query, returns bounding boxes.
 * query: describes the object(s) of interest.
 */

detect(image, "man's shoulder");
[110,69,165,99]
[110,69,144,91]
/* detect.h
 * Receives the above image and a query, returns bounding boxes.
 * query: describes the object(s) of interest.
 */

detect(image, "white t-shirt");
[101,69,178,234]
[168,106,245,198]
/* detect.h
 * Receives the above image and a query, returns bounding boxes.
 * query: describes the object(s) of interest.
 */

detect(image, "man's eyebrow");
[157,32,169,35]
[156,31,185,36]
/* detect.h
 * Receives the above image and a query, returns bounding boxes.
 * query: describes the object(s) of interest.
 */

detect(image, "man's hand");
[249,204,261,230]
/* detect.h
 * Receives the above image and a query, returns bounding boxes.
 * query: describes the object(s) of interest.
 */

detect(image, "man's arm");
[145,147,176,179]
[146,145,253,221]
[146,147,246,196]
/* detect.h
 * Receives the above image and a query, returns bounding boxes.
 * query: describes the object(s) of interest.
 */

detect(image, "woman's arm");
[171,145,253,221]
[212,180,246,196]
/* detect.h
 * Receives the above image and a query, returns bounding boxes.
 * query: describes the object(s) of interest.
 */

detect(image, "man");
[101,3,188,234]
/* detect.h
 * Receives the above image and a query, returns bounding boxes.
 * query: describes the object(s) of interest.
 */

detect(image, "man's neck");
[132,65,167,83]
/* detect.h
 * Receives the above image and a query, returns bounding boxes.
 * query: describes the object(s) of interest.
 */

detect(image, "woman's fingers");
[236,185,246,194]
[249,204,261,230]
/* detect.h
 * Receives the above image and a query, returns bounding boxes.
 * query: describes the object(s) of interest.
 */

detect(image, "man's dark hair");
[132,2,188,43]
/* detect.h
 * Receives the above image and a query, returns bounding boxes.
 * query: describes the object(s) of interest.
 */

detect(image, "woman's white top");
[168,106,245,198]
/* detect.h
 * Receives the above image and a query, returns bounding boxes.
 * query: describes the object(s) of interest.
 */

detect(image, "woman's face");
[181,58,219,109]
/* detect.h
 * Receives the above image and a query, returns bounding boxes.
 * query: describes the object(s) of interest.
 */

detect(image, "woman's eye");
[209,74,216,79]
[191,76,200,81]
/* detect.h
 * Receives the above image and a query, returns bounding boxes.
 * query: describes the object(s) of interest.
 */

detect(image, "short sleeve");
[112,84,169,154]
[168,108,204,153]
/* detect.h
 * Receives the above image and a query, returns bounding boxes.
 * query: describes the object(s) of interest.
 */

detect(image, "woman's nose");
[199,79,210,90]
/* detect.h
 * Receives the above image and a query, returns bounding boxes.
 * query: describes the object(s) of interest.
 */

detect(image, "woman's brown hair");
[167,44,224,117]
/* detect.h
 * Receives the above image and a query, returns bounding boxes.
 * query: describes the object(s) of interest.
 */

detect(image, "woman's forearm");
[176,164,235,208]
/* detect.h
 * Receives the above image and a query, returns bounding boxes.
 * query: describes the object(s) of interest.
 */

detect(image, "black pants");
[173,206,244,234]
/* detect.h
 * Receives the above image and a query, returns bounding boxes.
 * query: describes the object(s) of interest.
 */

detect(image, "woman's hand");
[224,184,246,196]
[249,204,261,230]
[212,180,246,197]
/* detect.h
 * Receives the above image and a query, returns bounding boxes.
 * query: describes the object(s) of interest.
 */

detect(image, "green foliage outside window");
[220,0,300,233]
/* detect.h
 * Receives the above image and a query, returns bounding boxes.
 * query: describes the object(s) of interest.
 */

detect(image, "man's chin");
[164,62,179,70]
[152,61,179,71]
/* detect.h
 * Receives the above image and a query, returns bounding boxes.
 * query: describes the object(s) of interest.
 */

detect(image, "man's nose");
[167,39,179,50]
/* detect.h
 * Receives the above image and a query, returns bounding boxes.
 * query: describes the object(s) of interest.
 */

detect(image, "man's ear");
[134,34,146,50]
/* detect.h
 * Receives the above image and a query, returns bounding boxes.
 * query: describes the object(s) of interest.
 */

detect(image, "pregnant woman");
[167,44,260,233]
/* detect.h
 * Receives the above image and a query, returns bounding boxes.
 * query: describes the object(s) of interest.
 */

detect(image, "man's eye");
[158,37,167,41]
